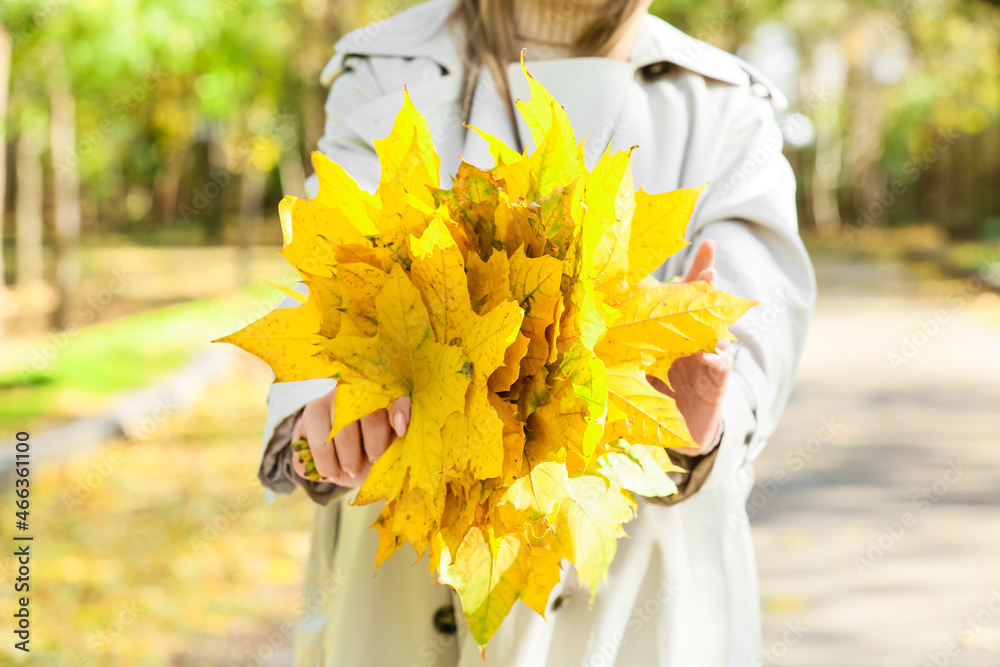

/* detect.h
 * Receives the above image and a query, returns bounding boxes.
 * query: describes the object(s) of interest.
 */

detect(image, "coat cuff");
[645,371,757,506]
[649,445,722,506]
[258,405,353,506]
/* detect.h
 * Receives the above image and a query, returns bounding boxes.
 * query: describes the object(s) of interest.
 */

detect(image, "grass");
[944,240,1000,276]
[0,280,289,433]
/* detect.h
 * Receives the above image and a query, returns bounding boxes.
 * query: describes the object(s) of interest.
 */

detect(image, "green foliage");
[0,280,284,431]
[1,0,999,244]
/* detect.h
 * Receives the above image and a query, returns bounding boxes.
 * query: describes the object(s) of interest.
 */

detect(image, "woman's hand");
[289,242,730,476]
[646,240,735,457]
[290,388,411,487]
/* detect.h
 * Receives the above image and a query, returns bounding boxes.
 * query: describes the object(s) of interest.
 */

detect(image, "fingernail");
[393,412,407,437]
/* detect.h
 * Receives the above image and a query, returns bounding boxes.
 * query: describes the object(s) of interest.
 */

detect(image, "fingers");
[294,389,341,480]
[646,373,675,398]
[304,405,341,480]
[388,395,411,438]
[705,339,735,381]
[290,392,412,486]
[360,409,392,463]
[333,421,364,479]
[683,239,716,283]
[291,446,308,479]
[702,351,733,383]
[696,267,717,287]
[666,344,733,394]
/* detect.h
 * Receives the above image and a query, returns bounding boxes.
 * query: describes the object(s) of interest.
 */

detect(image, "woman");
[257,0,816,665]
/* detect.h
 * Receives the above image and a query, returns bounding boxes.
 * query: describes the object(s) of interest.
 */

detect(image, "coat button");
[550,591,572,612]
[433,605,457,635]
[750,81,771,100]
[641,61,672,81]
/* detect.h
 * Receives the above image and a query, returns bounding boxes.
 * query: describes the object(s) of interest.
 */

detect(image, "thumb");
[389,395,412,438]
[683,239,717,283]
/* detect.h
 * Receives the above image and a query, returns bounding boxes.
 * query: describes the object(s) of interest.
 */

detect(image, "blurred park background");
[0,0,999,664]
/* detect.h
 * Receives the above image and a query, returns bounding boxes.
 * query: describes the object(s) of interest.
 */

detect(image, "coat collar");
[332,0,788,184]
[331,0,760,91]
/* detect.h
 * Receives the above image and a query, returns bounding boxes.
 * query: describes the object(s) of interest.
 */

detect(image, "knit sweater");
[514,0,649,60]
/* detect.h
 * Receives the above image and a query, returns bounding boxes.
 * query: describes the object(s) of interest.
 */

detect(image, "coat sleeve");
[256,54,385,502]
[652,84,817,500]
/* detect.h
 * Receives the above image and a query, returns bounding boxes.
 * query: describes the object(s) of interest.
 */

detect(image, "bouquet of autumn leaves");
[217,64,755,648]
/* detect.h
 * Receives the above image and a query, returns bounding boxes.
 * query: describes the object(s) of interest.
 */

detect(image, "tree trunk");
[812,130,844,240]
[0,24,11,341]
[278,146,306,199]
[50,84,82,330]
[153,146,186,224]
[237,167,267,285]
[16,129,45,287]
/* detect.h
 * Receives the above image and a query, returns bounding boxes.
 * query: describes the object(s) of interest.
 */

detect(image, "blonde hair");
[449,0,646,145]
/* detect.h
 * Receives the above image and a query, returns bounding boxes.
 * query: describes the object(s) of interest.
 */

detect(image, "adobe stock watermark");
[753,619,808,666]
[335,0,411,52]
[10,0,71,46]
[717,79,836,201]
[17,269,131,381]
[692,0,752,48]
[741,284,806,343]
[583,581,683,667]
[429,81,497,150]
[920,589,1000,666]
[404,632,457,667]
[846,127,960,243]
[853,459,966,574]
[226,285,300,339]
[887,258,1000,371]
[188,474,259,555]
[59,397,179,509]
[584,117,631,169]
[242,568,351,666]
[120,396,179,442]
[178,113,298,223]
[52,68,167,177]
[878,0,928,38]
[718,134,783,201]
[85,600,146,656]
[731,416,844,527]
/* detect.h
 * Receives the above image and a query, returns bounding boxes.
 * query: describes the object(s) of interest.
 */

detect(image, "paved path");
[754,255,1000,666]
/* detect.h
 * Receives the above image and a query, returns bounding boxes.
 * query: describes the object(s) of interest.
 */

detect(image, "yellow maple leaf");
[212,295,324,383]
[499,460,572,520]
[517,544,562,618]
[326,265,471,500]
[467,250,513,315]
[603,364,695,449]
[595,281,757,375]
[439,527,529,647]
[373,88,440,206]
[625,186,703,285]
[216,61,758,650]
[553,476,634,599]
[278,195,371,278]
[309,150,380,234]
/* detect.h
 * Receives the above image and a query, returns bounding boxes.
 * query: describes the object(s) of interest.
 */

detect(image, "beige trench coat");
[257,1,816,665]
